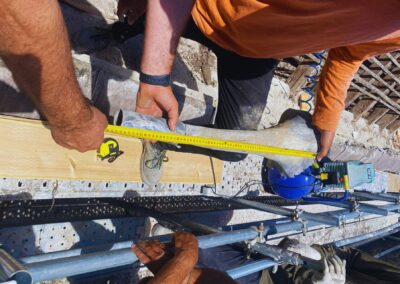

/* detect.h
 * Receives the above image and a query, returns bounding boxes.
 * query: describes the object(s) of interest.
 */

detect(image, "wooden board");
[351,99,377,121]
[376,113,399,129]
[366,107,389,125]
[387,173,400,193]
[0,115,222,184]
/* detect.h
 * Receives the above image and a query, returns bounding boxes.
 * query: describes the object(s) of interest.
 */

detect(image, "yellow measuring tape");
[105,125,316,159]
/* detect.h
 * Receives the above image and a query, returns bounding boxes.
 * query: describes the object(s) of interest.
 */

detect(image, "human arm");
[313,37,400,160]
[132,232,198,284]
[136,0,195,131]
[0,0,107,152]
[132,233,238,284]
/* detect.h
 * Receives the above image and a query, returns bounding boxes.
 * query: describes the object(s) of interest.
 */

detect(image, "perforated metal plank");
[0,217,143,258]
[0,155,266,200]
[0,195,301,227]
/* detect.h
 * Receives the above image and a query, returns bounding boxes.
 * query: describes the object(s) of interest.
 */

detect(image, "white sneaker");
[140,142,168,187]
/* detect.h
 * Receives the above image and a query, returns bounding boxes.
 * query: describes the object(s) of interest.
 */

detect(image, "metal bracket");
[245,223,266,247]
[350,200,360,212]
[292,207,308,235]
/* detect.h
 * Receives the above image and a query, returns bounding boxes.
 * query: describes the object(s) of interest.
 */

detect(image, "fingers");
[132,244,152,264]
[323,257,329,275]
[330,255,342,275]
[328,259,335,275]
[136,240,166,261]
[136,84,180,131]
[173,232,199,251]
[342,259,347,276]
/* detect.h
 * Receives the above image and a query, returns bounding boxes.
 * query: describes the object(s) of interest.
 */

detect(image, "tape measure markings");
[105,125,316,159]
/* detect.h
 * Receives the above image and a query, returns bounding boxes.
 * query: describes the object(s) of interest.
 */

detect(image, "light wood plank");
[286,62,314,97]
[351,99,377,121]
[345,91,360,108]
[376,114,399,129]
[366,107,389,125]
[387,119,400,135]
[387,173,400,193]
[0,115,222,184]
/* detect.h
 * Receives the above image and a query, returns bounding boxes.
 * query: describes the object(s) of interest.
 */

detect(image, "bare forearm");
[0,0,88,125]
[141,0,195,75]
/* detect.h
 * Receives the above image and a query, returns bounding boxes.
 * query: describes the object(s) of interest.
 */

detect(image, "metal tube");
[197,229,259,249]
[387,236,400,242]
[374,244,400,258]
[306,200,389,216]
[299,211,340,226]
[226,198,340,226]
[25,228,259,282]
[263,221,304,235]
[22,221,305,265]
[27,248,134,282]
[21,241,134,264]
[383,204,400,212]
[352,191,400,203]
[333,222,400,247]
[226,259,277,280]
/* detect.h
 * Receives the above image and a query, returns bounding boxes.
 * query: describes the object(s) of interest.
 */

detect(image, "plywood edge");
[387,173,400,193]
[0,115,222,184]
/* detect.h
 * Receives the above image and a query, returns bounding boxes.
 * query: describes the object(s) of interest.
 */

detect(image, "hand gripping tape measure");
[100,125,316,160]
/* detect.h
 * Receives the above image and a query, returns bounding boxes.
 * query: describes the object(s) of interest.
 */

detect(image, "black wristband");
[139,72,171,87]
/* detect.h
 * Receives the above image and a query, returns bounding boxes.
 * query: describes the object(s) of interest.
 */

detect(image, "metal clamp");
[350,200,360,212]
[292,207,308,235]
[246,223,266,246]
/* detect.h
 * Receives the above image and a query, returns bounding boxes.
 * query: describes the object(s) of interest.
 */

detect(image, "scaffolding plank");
[376,113,399,129]
[388,173,400,193]
[0,115,222,183]
[351,99,377,121]
[387,119,400,135]
[286,62,314,97]
[366,107,389,124]
[345,91,360,108]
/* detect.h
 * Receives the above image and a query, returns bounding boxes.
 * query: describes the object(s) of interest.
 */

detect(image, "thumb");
[168,111,179,131]
[165,103,179,132]
[323,258,329,274]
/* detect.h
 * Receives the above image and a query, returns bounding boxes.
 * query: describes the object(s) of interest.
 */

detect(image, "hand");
[316,130,335,161]
[132,239,170,274]
[136,82,179,131]
[172,232,199,265]
[117,0,147,25]
[132,240,166,264]
[312,255,346,284]
[49,105,108,152]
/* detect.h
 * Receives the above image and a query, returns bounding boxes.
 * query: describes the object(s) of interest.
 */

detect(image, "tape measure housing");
[97,138,124,163]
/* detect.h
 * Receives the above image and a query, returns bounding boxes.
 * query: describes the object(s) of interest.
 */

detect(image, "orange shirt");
[191,0,400,131]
